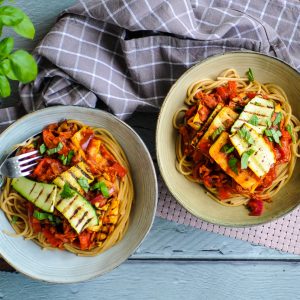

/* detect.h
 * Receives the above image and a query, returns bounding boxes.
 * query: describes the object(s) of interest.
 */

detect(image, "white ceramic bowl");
[0,106,157,283]
[156,51,300,227]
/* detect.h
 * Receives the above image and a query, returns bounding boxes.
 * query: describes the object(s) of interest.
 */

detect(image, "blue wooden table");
[1,1,300,299]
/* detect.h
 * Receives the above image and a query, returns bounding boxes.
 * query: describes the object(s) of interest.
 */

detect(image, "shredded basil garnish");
[238,127,254,145]
[248,115,259,126]
[286,124,295,144]
[211,125,225,141]
[247,68,254,82]
[221,144,235,154]
[228,157,238,174]
[60,183,76,199]
[39,143,47,154]
[273,112,282,126]
[92,181,110,198]
[46,142,63,155]
[78,177,89,193]
[241,149,255,169]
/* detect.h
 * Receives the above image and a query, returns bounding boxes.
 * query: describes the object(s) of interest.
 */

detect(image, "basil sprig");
[211,125,225,141]
[0,4,37,98]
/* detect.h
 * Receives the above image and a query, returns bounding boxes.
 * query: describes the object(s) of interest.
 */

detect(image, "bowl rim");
[156,50,300,228]
[0,105,158,283]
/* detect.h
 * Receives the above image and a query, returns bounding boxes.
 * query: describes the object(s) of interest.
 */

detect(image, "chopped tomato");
[216,86,228,101]
[185,105,197,120]
[78,231,93,250]
[218,187,232,200]
[246,92,256,99]
[109,162,127,178]
[31,157,66,182]
[247,199,263,216]
[90,194,107,206]
[198,105,210,121]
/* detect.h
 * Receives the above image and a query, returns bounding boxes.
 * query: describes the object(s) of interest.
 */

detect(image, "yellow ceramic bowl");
[156,51,300,227]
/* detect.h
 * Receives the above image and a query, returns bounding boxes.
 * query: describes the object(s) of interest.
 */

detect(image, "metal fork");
[0,150,41,178]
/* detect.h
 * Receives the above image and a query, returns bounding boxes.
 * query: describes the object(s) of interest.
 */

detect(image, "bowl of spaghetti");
[0,106,157,282]
[156,51,300,226]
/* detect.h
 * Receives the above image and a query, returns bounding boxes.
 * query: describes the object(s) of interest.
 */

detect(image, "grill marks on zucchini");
[55,191,98,233]
[53,162,94,195]
[11,177,58,213]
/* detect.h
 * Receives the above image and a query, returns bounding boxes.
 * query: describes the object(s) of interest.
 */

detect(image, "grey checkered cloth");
[1,0,300,127]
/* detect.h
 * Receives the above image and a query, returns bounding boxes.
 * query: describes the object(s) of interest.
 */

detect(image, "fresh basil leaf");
[0,6,24,26]
[39,143,47,154]
[265,118,272,128]
[0,58,17,80]
[0,74,10,97]
[286,124,295,144]
[33,210,61,224]
[221,144,235,154]
[271,129,282,144]
[60,184,75,199]
[46,142,63,155]
[238,127,254,145]
[248,115,259,126]
[8,49,37,83]
[0,37,14,59]
[211,125,225,141]
[241,149,255,169]
[66,150,74,165]
[78,177,89,193]
[13,12,35,39]
[58,154,67,165]
[11,215,18,224]
[228,157,238,175]
[273,112,282,126]
[92,181,110,198]
[247,68,254,82]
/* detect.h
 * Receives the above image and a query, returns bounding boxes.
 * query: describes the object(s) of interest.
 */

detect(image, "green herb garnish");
[33,210,61,225]
[286,124,295,144]
[221,144,235,154]
[60,183,76,199]
[238,127,254,145]
[265,118,272,128]
[46,142,63,155]
[247,68,254,82]
[228,157,238,175]
[59,150,74,165]
[241,149,255,169]
[92,181,110,198]
[248,115,259,126]
[265,128,282,144]
[11,215,19,224]
[78,177,89,193]
[273,112,282,126]
[39,143,47,154]
[211,125,225,141]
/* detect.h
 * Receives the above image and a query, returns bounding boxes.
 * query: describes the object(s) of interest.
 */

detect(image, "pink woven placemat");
[156,176,300,255]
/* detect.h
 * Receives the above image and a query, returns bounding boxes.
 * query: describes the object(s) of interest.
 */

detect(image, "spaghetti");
[173,69,300,215]
[0,120,134,256]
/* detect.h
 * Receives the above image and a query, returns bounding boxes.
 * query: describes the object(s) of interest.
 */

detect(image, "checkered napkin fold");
[3,0,300,253]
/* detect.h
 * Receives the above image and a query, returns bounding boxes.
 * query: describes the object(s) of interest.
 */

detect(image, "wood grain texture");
[1,261,300,300]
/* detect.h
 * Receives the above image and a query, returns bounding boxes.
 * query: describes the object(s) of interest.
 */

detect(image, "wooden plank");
[1,217,297,273]
[1,261,300,299]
